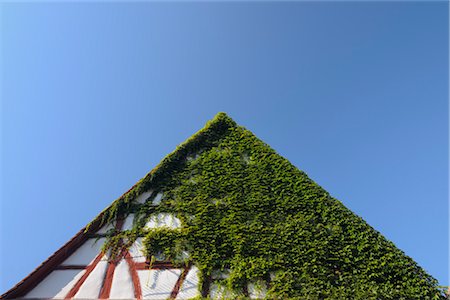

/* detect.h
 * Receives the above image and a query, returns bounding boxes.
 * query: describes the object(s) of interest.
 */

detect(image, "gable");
[1,113,444,299]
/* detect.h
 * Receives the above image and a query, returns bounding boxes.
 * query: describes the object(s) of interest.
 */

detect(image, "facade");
[1,113,444,299]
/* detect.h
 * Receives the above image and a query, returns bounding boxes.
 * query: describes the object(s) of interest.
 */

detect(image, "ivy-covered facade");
[94,112,444,299]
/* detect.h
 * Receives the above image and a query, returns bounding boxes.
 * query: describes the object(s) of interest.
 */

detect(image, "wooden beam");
[55,265,87,270]
[169,262,192,299]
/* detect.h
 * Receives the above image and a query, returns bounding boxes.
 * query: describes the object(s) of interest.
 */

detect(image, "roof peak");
[203,111,238,132]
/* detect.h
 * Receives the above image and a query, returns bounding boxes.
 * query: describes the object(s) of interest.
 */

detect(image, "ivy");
[143,227,188,266]
[93,112,446,299]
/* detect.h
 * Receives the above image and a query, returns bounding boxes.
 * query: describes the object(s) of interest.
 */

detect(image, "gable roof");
[1,112,444,299]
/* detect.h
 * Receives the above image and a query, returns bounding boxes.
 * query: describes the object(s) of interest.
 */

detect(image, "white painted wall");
[61,238,105,266]
[248,280,267,299]
[24,270,85,299]
[210,283,240,299]
[176,266,200,300]
[109,259,135,299]
[145,213,181,229]
[129,237,146,263]
[122,214,136,231]
[136,191,153,204]
[139,269,182,299]
[152,193,163,205]
[74,258,108,299]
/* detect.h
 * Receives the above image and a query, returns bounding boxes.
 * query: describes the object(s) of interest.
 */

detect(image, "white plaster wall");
[136,191,153,204]
[176,266,200,300]
[210,283,239,299]
[152,192,163,205]
[122,214,135,231]
[248,280,267,299]
[129,237,146,263]
[24,270,85,299]
[74,258,108,299]
[109,259,135,299]
[139,269,182,299]
[145,213,181,229]
[61,238,105,266]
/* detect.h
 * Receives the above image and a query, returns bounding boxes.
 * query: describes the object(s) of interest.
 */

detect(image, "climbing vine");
[91,113,445,299]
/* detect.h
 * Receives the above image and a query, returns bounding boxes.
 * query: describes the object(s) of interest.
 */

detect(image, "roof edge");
[0,215,104,299]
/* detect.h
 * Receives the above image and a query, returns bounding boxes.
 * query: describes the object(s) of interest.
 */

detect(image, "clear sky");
[0,1,448,293]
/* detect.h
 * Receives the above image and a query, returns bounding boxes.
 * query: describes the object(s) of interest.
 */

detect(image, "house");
[1,113,443,299]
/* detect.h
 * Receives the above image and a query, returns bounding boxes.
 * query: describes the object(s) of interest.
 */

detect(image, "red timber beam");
[125,250,143,300]
[65,218,126,300]
[64,253,105,299]
[170,262,192,299]
[98,218,125,299]
[55,265,87,270]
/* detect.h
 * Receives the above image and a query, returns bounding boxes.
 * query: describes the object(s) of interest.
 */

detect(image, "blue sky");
[1,1,448,292]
